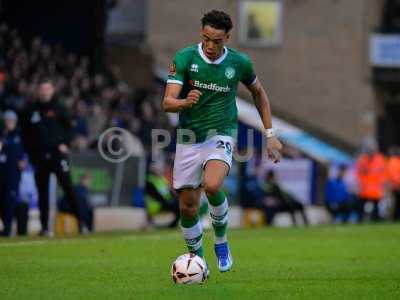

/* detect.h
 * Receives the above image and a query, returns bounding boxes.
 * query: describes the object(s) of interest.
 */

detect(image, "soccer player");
[162,10,282,272]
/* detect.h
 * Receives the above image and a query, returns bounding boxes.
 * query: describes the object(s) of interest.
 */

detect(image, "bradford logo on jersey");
[169,63,176,76]
[225,67,235,79]
[192,80,231,92]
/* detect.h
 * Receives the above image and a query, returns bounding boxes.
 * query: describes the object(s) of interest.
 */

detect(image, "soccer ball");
[171,253,207,284]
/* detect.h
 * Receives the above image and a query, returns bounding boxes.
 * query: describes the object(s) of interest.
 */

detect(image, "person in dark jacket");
[261,170,309,226]
[238,157,264,209]
[58,173,93,233]
[20,79,79,236]
[0,110,26,237]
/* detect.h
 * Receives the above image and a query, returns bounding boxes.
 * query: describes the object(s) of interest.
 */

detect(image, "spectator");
[3,79,29,113]
[0,80,7,110]
[20,79,80,236]
[355,141,387,221]
[342,164,361,223]
[387,146,400,220]
[58,173,94,233]
[324,165,350,223]
[261,170,309,226]
[87,103,107,147]
[138,102,156,150]
[238,156,265,209]
[0,110,26,237]
[145,162,179,228]
[17,164,38,235]
[238,156,268,227]
[71,100,89,150]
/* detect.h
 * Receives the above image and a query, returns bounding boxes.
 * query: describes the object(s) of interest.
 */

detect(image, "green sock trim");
[198,201,209,217]
[213,222,227,238]
[191,246,204,258]
[207,190,226,206]
[180,215,199,228]
[186,233,204,257]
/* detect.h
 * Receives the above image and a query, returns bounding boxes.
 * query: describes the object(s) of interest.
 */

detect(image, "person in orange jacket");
[355,142,387,221]
[387,146,400,220]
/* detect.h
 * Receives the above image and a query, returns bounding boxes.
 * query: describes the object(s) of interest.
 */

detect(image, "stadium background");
[0,0,400,231]
[1,0,400,298]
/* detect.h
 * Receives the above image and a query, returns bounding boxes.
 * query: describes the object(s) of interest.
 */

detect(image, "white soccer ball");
[171,253,207,284]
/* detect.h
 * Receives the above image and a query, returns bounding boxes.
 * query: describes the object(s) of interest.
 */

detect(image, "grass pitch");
[0,224,399,300]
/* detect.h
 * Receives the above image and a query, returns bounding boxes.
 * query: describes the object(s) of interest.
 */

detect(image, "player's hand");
[184,90,202,108]
[266,136,283,163]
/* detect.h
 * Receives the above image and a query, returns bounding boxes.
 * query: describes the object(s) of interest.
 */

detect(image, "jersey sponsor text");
[192,80,231,92]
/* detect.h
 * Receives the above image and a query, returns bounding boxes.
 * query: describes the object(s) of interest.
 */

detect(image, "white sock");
[209,198,229,245]
[181,219,203,253]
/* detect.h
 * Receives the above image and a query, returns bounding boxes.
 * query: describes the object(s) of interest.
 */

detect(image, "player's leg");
[202,135,234,272]
[178,188,204,257]
[172,142,204,256]
[203,159,232,272]
[203,160,229,243]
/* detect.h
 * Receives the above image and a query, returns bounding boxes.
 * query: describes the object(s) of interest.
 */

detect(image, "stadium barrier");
[69,151,146,207]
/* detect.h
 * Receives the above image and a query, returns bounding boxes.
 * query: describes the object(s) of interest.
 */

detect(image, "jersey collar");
[197,43,228,65]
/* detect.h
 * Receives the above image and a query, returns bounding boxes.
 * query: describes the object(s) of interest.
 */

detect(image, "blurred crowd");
[0,22,174,152]
[0,23,175,237]
[325,141,400,223]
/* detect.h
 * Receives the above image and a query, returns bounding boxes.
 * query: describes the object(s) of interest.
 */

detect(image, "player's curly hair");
[201,10,233,33]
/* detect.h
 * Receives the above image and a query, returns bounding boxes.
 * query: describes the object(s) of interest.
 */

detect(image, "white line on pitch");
[0,232,181,248]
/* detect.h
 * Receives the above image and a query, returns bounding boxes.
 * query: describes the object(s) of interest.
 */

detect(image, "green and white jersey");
[167,43,257,144]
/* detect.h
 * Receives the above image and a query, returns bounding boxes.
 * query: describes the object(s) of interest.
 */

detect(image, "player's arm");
[163,83,202,113]
[246,80,283,163]
[240,55,282,163]
[246,80,273,130]
[163,51,202,113]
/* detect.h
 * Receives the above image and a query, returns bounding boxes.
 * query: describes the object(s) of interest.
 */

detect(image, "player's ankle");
[191,247,204,258]
[215,236,227,244]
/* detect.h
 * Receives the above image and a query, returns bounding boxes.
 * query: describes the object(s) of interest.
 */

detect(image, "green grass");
[1,224,400,299]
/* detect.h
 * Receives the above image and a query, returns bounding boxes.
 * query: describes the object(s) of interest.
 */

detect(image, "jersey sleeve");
[240,55,257,86]
[167,51,189,85]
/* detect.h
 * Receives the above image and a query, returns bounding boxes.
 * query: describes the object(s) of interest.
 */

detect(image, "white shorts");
[173,135,234,190]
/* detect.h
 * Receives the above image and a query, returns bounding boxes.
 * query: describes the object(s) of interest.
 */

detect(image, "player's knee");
[203,180,221,197]
[180,203,198,218]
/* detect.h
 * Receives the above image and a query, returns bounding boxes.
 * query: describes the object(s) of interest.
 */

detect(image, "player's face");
[201,25,229,61]
[38,83,55,102]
